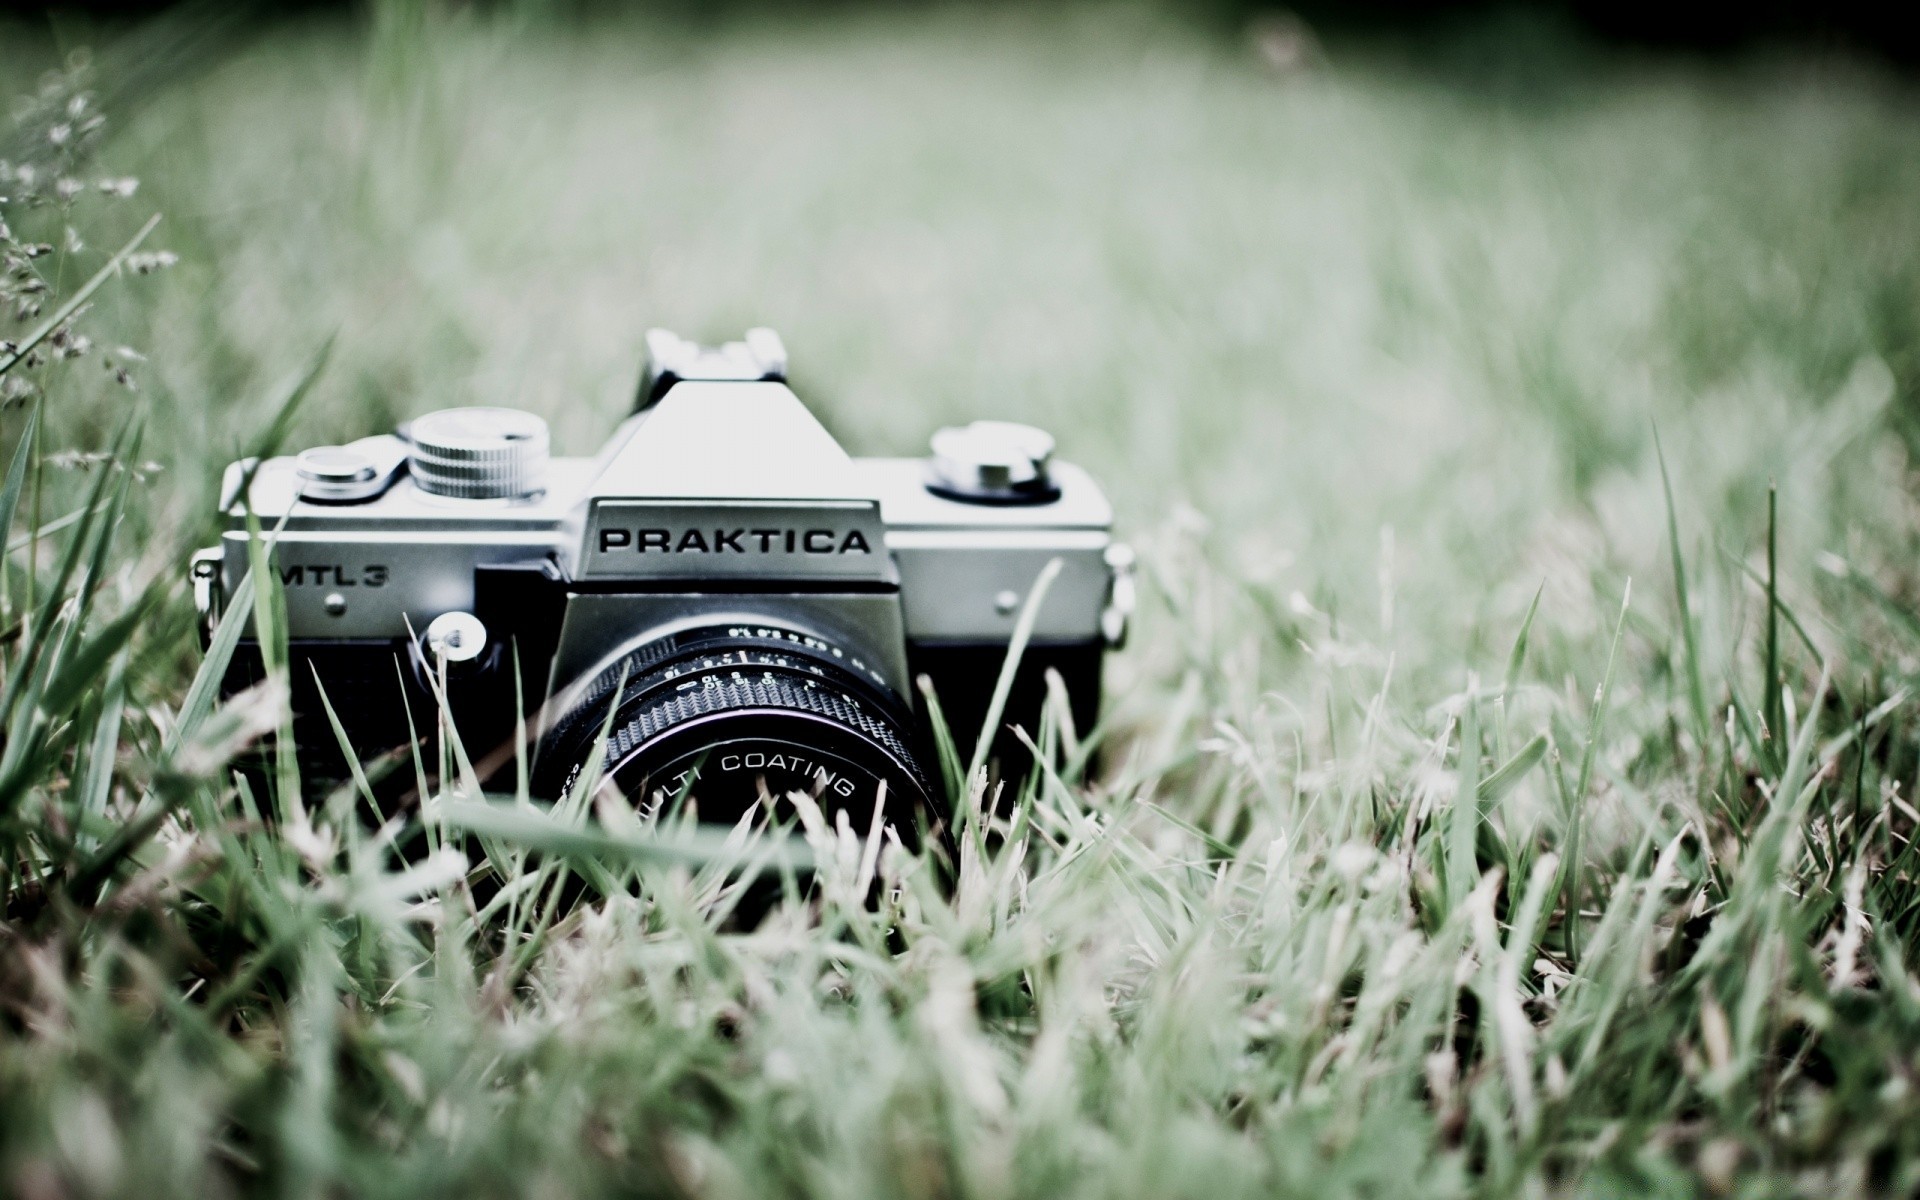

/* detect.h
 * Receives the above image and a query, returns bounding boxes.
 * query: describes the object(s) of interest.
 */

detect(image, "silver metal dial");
[406,407,549,500]
[927,420,1057,501]
[294,434,411,503]
[297,445,375,488]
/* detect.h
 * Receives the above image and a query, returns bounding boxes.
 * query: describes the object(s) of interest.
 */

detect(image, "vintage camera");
[193,329,1132,838]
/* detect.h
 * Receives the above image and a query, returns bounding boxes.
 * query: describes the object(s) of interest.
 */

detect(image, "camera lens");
[536,624,934,837]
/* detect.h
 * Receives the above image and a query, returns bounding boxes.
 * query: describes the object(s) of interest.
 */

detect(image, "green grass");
[7,4,1920,1195]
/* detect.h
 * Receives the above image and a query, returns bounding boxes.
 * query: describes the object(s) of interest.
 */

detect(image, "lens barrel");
[536,624,933,836]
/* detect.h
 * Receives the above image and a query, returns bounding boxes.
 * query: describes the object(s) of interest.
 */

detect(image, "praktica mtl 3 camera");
[193,329,1132,839]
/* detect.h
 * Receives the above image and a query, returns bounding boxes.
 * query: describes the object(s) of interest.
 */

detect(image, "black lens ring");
[537,624,933,823]
[540,624,901,768]
[605,710,932,834]
[561,624,896,722]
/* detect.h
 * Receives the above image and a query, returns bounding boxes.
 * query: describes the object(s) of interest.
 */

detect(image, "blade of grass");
[0,405,37,550]
[1722,546,1827,681]
[1448,692,1484,916]
[1478,732,1549,808]
[39,595,151,722]
[228,336,337,510]
[311,668,378,820]
[1562,580,1632,964]
[165,570,257,757]
[68,569,260,896]
[1655,426,1711,751]
[1765,484,1784,765]
[0,415,137,726]
[243,504,299,818]
[917,675,967,802]
[442,797,811,874]
[964,556,1064,821]
[6,510,87,556]
[75,646,130,847]
[0,214,161,377]
[1502,584,1544,697]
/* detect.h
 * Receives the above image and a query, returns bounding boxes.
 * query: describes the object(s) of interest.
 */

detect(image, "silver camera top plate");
[212,371,1120,660]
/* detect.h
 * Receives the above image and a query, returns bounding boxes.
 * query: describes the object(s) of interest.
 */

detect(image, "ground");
[4,4,1920,1196]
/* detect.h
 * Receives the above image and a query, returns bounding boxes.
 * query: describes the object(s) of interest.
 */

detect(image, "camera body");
[194,330,1130,832]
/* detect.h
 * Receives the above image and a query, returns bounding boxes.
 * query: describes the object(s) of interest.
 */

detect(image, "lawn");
[5,4,1920,1196]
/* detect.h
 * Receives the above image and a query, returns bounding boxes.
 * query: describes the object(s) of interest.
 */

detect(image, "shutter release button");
[926,420,1060,505]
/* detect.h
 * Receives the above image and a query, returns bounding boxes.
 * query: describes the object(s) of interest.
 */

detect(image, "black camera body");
[195,330,1131,837]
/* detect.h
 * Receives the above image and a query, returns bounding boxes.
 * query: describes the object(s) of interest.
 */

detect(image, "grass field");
[7,4,1920,1196]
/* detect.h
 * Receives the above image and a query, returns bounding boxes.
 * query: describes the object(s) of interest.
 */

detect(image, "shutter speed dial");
[405,407,550,500]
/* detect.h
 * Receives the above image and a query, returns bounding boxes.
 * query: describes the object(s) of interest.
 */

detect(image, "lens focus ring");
[538,626,932,828]
[602,672,919,774]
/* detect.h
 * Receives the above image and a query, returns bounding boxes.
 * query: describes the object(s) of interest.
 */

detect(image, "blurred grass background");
[16,7,1920,633]
[14,1,1920,694]
[6,2,1920,1195]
